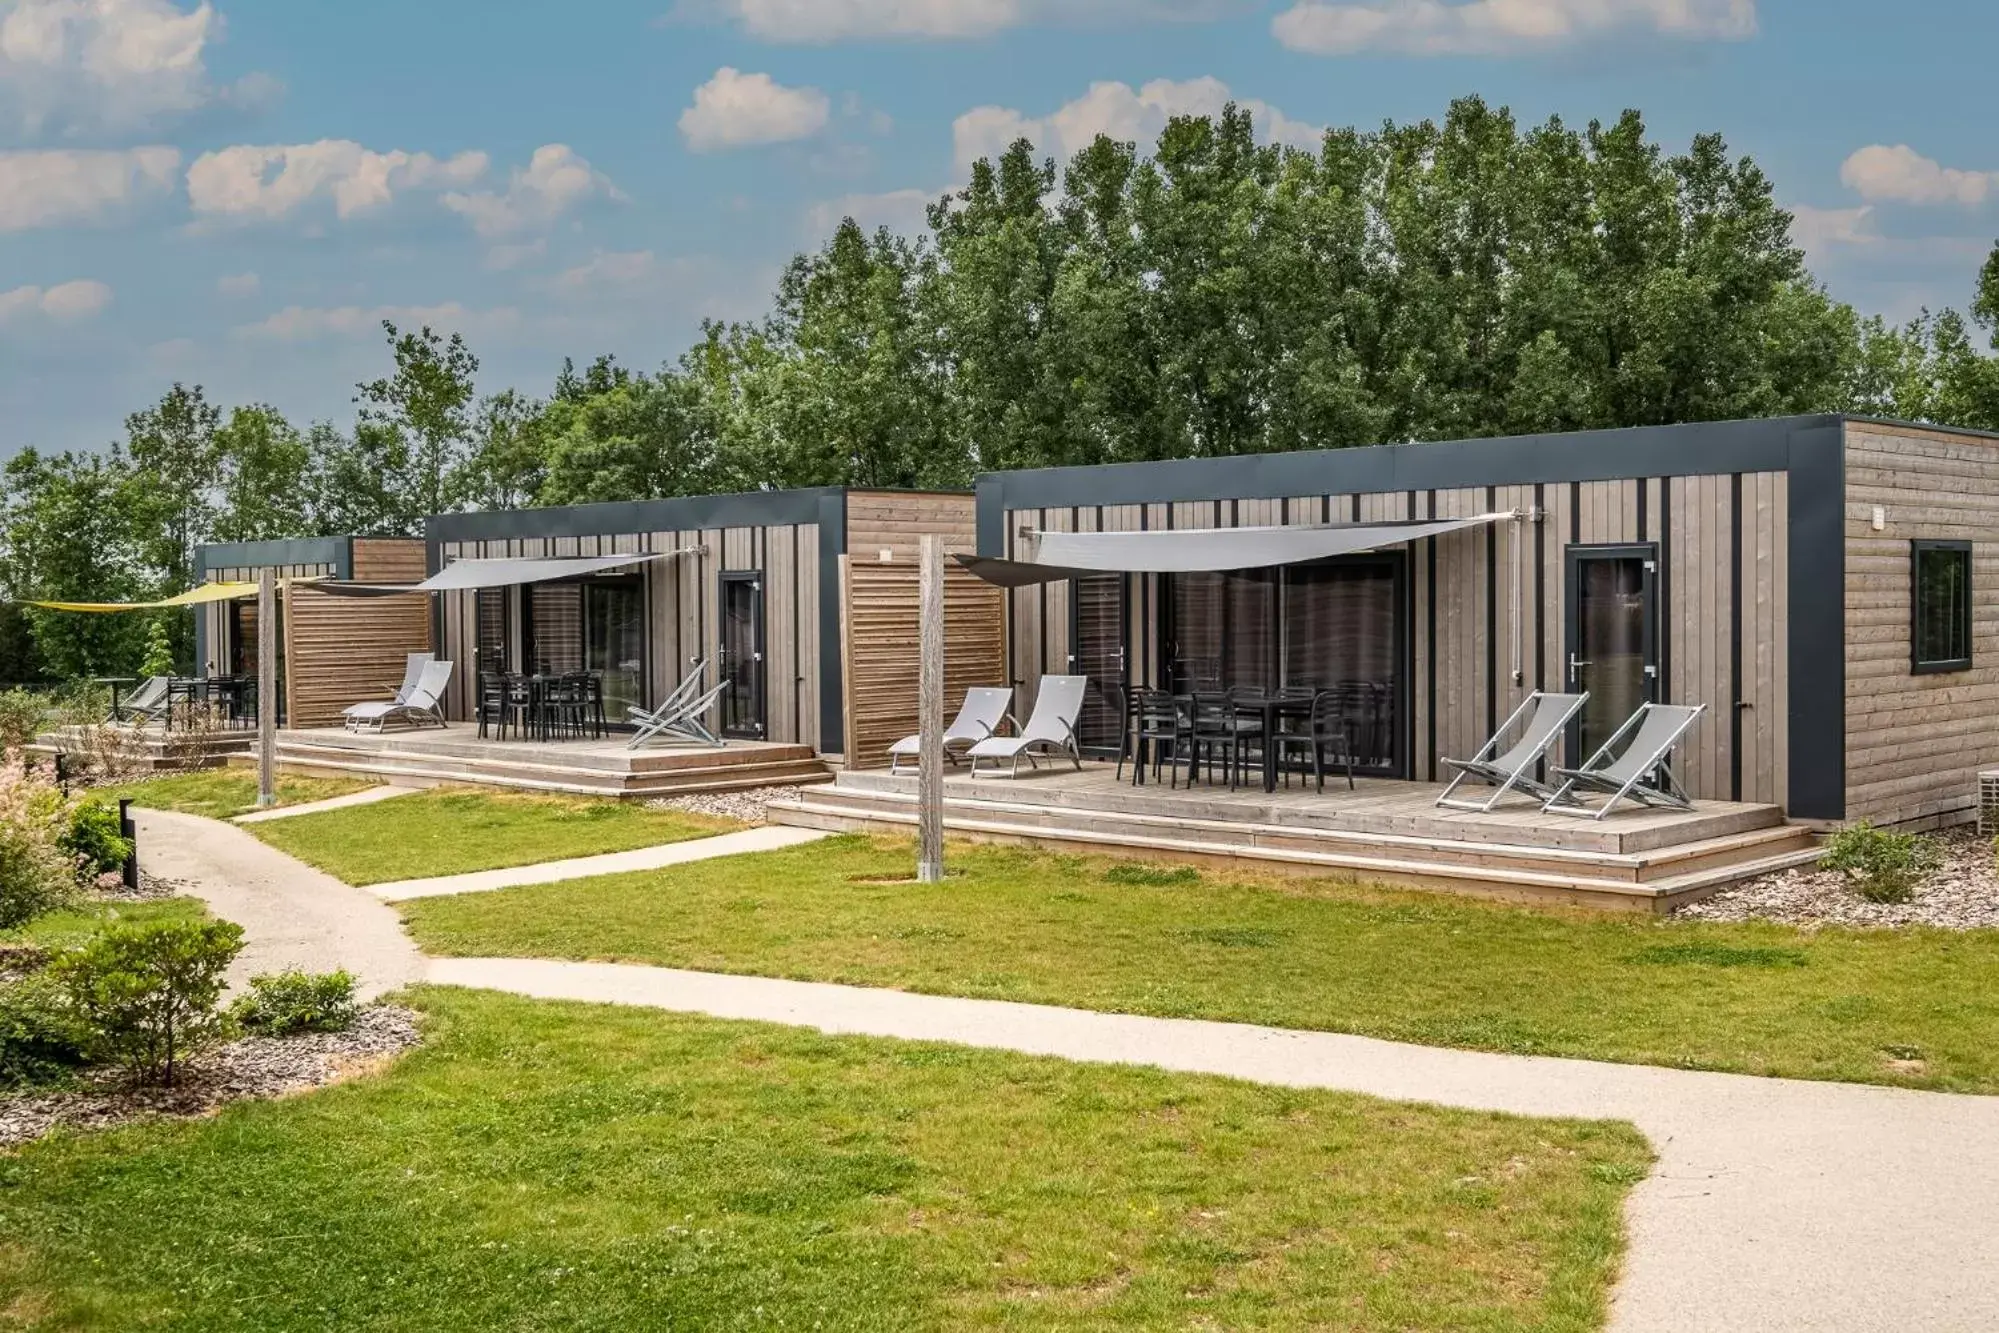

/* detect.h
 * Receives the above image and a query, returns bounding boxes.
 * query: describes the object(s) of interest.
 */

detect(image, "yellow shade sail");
[26,577,317,613]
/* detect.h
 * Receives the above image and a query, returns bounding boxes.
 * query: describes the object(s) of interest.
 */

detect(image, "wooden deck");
[766,762,1819,913]
[244,727,831,798]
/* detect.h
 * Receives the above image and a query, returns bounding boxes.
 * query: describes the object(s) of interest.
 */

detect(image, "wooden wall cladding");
[841,556,1007,771]
[284,585,433,728]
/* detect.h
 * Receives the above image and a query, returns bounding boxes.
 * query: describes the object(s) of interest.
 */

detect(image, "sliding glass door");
[524,576,648,727]
[1068,574,1127,756]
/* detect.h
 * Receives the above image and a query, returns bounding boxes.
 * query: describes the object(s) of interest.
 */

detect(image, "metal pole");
[118,797,138,891]
[917,534,946,883]
[256,567,277,808]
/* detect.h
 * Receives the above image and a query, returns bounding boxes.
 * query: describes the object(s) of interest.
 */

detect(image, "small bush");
[1819,822,1937,904]
[52,919,244,1085]
[60,797,132,879]
[0,763,77,928]
[0,972,90,1086]
[0,687,46,753]
[230,969,358,1036]
[137,619,175,681]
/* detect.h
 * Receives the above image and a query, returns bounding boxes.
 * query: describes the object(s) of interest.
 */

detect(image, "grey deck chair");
[1541,703,1706,819]
[966,675,1087,778]
[115,675,171,726]
[342,652,433,727]
[628,658,727,748]
[888,687,1012,774]
[1435,691,1589,812]
[346,660,453,732]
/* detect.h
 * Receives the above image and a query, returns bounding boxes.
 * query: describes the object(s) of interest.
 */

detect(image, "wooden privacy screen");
[841,557,1007,770]
[284,538,433,728]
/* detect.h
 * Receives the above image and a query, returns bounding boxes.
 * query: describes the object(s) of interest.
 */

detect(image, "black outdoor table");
[1230,692,1316,793]
[90,676,135,718]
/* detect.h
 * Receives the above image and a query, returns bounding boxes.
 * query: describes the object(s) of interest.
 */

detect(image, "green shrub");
[0,687,45,752]
[1819,822,1937,904]
[137,619,175,681]
[0,972,90,1086]
[0,762,76,928]
[230,969,358,1036]
[52,919,244,1086]
[61,797,132,879]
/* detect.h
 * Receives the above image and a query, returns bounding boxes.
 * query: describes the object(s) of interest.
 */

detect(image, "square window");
[1912,540,1973,674]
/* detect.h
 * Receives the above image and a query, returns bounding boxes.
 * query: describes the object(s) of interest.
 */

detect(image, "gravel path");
[1680,826,1999,929]
[644,783,824,825]
[0,1006,421,1149]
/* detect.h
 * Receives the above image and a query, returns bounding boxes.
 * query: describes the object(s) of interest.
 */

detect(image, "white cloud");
[440,144,619,237]
[483,238,547,271]
[1839,145,1997,208]
[704,0,1224,41]
[1272,0,1757,56]
[0,278,112,325]
[0,0,268,136]
[550,249,664,295]
[185,140,490,224]
[0,146,179,231]
[953,77,1321,171]
[233,301,522,342]
[1788,204,1878,255]
[215,270,259,297]
[805,187,936,236]
[679,67,831,152]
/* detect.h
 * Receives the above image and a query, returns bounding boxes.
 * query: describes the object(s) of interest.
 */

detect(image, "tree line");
[4,96,1998,681]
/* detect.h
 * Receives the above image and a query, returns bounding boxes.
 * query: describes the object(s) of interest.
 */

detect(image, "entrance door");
[718,572,765,739]
[1564,545,1658,763]
[584,579,645,724]
[1068,574,1126,755]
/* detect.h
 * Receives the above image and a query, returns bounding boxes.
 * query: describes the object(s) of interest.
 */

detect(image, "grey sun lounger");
[342,652,433,727]
[345,659,453,732]
[115,675,171,725]
[628,658,727,748]
[1541,702,1706,819]
[888,687,1012,774]
[967,675,1087,778]
[1435,691,1588,812]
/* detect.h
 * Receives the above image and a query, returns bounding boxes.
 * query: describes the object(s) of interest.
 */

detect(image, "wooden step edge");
[273,746,827,787]
[1645,847,1828,905]
[766,800,1688,901]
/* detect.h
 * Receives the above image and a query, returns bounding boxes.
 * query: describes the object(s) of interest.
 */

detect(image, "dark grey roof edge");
[426,486,854,544]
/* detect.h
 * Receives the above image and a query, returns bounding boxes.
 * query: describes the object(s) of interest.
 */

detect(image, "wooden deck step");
[246,738,830,799]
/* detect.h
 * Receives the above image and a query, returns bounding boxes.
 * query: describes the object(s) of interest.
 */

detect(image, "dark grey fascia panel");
[426,487,848,546]
[1784,423,1846,822]
[194,536,353,579]
[816,492,848,755]
[975,416,1839,545]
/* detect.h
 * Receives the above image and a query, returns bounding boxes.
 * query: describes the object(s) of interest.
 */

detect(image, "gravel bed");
[90,868,187,902]
[645,784,818,826]
[0,1005,422,1150]
[1677,826,1999,930]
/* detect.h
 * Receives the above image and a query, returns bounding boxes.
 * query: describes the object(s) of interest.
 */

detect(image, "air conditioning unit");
[1980,772,1999,836]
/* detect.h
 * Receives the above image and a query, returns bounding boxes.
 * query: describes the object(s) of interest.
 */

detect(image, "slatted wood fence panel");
[842,559,1007,771]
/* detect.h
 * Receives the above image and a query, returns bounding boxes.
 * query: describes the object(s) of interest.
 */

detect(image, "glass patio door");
[584,580,645,724]
[1564,545,1658,763]
[718,572,765,739]
[1068,574,1126,755]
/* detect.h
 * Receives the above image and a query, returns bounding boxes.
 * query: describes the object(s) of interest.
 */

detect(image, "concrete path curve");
[233,784,422,824]
[138,811,1999,1333]
[364,824,828,900]
[134,808,426,1001]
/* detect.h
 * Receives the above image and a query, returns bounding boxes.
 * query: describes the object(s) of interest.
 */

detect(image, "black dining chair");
[1131,689,1189,787]
[1273,690,1357,792]
[1188,689,1260,791]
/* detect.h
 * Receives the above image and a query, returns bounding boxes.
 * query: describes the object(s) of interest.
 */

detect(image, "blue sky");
[3,0,1996,457]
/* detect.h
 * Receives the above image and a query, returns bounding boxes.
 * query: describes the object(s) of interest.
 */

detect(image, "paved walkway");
[365,825,828,900]
[233,784,422,824]
[140,814,1999,1333]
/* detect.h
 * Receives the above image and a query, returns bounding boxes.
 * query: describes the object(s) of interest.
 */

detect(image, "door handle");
[1568,655,1592,671]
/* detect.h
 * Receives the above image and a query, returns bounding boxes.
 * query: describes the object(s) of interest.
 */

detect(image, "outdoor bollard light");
[118,797,139,891]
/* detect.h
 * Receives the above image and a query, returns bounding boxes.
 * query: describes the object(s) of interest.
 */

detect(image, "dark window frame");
[1911,539,1974,675]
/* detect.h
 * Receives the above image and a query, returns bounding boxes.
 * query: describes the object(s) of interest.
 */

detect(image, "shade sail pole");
[917,534,946,884]
[256,567,277,809]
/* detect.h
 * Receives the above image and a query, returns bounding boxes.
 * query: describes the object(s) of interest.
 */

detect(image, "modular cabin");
[967,414,1999,831]
[193,535,432,728]
[424,486,998,763]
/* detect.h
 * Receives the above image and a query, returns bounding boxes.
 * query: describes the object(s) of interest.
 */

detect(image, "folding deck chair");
[966,675,1087,778]
[345,660,453,733]
[342,653,433,729]
[627,657,727,749]
[115,675,171,726]
[1434,691,1589,812]
[1541,702,1706,819]
[888,687,1012,774]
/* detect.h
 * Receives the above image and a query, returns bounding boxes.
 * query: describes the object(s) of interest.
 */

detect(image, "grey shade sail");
[958,513,1512,588]
[312,550,686,597]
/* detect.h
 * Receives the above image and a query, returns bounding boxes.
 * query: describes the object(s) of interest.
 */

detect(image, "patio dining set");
[474,670,610,742]
[108,672,261,731]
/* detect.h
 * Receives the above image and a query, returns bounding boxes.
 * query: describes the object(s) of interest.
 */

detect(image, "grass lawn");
[250,788,742,886]
[111,771,377,821]
[5,896,207,952]
[0,988,1647,1331]
[403,836,1999,1095]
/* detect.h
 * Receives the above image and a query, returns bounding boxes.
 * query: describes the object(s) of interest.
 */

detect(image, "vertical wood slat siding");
[1001,466,1788,806]
[840,561,1007,770]
[1844,423,1999,827]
